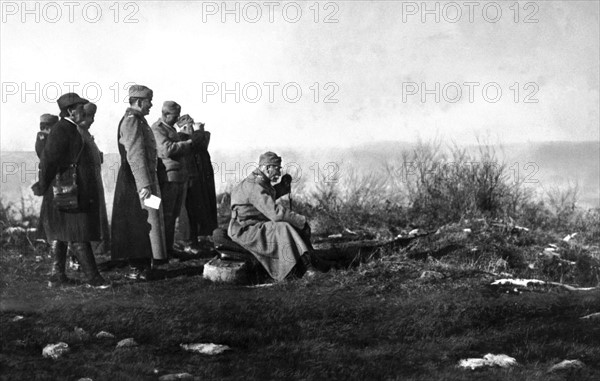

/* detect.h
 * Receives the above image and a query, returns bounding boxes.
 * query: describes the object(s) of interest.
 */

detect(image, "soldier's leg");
[48,240,71,287]
[161,182,186,254]
[71,242,109,287]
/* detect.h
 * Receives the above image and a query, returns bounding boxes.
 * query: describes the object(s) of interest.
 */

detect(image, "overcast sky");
[1,0,598,153]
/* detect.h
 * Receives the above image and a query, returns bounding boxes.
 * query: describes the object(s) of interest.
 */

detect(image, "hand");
[280,174,292,193]
[31,182,44,196]
[302,222,311,236]
[138,187,151,200]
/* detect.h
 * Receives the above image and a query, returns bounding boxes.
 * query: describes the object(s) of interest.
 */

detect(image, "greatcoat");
[38,118,101,242]
[177,129,218,238]
[111,108,167,261]
[78,126,110,252]
[228,169,308,281]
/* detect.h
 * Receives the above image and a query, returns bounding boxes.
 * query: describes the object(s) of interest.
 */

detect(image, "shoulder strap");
[73,130,85,165]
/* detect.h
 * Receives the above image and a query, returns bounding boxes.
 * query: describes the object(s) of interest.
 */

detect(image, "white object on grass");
[42,342,70,359]
[116,338,138,348]
[458,353,518,369]
[96,331,116,339]
[180,343,231,355]
[548,359,585,372]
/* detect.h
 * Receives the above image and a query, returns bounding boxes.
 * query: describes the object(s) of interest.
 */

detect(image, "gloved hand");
[31,182,44,196]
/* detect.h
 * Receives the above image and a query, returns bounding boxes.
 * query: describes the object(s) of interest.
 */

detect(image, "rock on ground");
[116,338,138,348]
[203,258,250,284]
[420,271,444,280]
[158,373,194,381]
[180,343,231,355]
[548,359,585,372]
[458,354,518,369]
[95,331,116,339]
[42,342,70,359]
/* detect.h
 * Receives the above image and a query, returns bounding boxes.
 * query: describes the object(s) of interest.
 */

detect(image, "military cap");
[57,93,88,111]
[259,151,282,167]
[162,101,181,114]
[128,84,153,99]
[83,102,97,115]
[177,114,194,127]
[40,113,59,125]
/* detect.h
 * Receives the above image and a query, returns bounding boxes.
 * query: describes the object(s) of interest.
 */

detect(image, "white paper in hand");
[143,195,161,209]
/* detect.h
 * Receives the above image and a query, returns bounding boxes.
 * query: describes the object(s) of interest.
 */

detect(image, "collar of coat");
[125,107,146,119]
[159,119,177,132]
[249,169,275,190]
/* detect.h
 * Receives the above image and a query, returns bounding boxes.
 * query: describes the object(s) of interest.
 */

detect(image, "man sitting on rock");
[228,151,329,280]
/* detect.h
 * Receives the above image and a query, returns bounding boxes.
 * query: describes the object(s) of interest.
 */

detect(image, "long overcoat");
[78,126,111,252]
[176,129,218,238]
[111,108,167,261]
[228,170,308,281]
[38,118,101,242]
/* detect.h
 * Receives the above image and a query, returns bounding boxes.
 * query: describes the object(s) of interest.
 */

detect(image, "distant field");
[1,141,598,220]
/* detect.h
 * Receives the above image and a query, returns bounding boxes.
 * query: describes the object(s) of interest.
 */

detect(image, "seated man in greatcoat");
[227,151,330,281]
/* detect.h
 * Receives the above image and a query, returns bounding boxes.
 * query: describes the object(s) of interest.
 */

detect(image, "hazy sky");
[1,0,598,153]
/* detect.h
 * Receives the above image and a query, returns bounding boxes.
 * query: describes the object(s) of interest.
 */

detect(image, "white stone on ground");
[203,258,250,283]
[96,331,116,339]
[42,342,70,359]
[458,354,518,369]
[548,359,585,372]
[116,338,138,348]
[180,343,231,355]
[158,373,194,381]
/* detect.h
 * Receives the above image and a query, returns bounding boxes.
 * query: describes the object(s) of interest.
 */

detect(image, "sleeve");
[39,125,70,192]
[35,133,45,159]
[152,124,192,159]
[120,116,153,191]
[248,183,306,228]
[191,131,210,151]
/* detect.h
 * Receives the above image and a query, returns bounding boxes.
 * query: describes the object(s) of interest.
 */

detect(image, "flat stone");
[116,338,138,348]
[458,354,517,369]
[181,343,231,355]
[548,359,585,372]
[420,271,444,280]
[203,258,250,284]
[95,331,116,339]
[42,342,70,359]
[158,373,194,381]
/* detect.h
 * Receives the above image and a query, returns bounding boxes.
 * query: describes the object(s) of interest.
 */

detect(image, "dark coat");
[228,169,308,281]
[35,131,49,159]
[111,108,167,261]
[38,118,101,242]
[35,131,48,239]
[179,130,218,236]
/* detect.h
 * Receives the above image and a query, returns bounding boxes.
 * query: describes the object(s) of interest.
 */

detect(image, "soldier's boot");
[48,240,73,287]
[308,251,334,273]
[71,242,110,288]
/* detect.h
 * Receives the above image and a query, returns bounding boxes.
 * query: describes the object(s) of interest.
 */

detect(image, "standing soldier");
[151,101,194,257]
[32,93,108,288]
[176,114,218,252]
[35,113,59,241]
[79,102,110,254]
[35,114,58,158]
[111,85,167,281]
